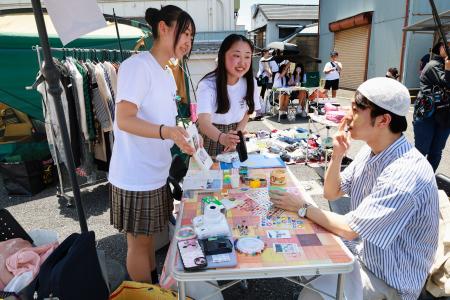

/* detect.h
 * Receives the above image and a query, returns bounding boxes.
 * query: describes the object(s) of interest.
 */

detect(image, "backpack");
[21,231,109,300]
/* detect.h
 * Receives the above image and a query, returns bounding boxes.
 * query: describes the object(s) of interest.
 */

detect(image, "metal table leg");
[178,281,186,300]
[336,274,344,300]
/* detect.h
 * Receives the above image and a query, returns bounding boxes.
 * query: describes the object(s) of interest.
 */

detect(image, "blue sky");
[236,0,319,30]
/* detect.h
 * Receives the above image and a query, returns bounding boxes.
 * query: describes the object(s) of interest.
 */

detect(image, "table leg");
[336,274,344,300]
[178,281,186,300]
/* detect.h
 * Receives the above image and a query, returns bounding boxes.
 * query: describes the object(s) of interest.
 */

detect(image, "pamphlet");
[186,124,213,171]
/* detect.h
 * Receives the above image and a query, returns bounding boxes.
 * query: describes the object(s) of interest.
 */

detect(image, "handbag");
[416,63,450,128]
[21,231,109,300]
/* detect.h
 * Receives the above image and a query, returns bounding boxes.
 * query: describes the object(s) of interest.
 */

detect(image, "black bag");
[256,75,268,87]
[427,65,450,128]
[434,91,450,128]
[0,158,54,196]
[21,231,109,300]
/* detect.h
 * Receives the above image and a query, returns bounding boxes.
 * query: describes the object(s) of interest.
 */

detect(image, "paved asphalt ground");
[0,90,449,299]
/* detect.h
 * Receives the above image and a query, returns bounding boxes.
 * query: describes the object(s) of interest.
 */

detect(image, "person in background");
[385,67,400,80]
[196,34,260,157]
[108,5,196,283]
[323,50,342,98]
[257,49,272,100]
[419,48,432,74]
[273,61,291,114]
[270,77,438,299]
[288,63,308,117]
[413,40,450,172]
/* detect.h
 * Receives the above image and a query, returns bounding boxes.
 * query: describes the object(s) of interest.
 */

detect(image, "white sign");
[44,0,106,45]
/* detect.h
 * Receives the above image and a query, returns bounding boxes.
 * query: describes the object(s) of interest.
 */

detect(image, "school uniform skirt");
[110,183,173,235]
[202,123,238,157]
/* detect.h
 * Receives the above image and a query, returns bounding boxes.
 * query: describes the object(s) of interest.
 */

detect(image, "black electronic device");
[237,130,248,162]
[201,238,233,255]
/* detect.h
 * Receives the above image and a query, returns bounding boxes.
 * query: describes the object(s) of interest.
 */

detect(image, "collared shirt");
[340,135,439,300]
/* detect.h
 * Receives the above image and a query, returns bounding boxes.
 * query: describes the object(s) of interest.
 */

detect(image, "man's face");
[346,100,376,141]
[331,55,338,61]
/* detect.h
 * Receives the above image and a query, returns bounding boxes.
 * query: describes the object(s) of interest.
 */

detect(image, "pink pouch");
[324,102,338,113]
[326,110,346,123]
[190,103,198,123]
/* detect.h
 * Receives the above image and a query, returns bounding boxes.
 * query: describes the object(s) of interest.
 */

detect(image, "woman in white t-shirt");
[197,34,261,156]
[108,5,196,283]
[273,62,291,112]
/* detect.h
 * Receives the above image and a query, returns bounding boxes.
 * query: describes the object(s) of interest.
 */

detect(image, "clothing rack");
[32,45,125,206]
[32,45,199,206]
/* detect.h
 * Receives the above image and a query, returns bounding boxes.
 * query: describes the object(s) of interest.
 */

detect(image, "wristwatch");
[297,203,312,218]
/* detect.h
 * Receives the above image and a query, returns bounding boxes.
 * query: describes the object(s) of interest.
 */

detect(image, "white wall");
[97,0,236,32]
[186,53,217,101]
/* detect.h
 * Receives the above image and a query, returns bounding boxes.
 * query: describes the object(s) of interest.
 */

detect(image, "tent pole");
[113,8,124,61]
[31,0,88,233]
[429,0,450,56]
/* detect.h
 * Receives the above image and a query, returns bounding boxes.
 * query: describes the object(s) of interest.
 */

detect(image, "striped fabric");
[340,135,439,300]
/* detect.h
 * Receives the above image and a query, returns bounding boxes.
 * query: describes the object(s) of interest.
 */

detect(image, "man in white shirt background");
[323,50,342,99]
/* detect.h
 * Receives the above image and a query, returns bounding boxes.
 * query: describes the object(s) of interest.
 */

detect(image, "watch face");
[298,207,306,218]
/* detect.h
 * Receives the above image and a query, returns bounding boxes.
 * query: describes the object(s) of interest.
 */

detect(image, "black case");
[237,131,248,162]
[201,238,233,255]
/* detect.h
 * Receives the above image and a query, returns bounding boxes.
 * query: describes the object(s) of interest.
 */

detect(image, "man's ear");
[376,113,392,129]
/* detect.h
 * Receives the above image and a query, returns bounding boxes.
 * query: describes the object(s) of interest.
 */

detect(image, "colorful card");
[273,243,300,254]
[266,230,291,239]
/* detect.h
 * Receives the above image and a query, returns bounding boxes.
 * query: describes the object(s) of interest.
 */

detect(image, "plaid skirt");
[110,183,173,235]
[202,123,238,157]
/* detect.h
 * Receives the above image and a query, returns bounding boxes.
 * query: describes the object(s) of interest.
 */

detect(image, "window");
[279,27,296,39]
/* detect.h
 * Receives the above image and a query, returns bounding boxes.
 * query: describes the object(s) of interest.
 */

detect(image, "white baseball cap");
[357,77,410,116]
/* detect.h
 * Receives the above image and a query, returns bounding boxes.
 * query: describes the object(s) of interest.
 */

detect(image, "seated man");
[269,77,439,300]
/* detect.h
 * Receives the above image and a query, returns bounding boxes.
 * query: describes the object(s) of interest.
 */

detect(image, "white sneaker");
[301,110,308,117]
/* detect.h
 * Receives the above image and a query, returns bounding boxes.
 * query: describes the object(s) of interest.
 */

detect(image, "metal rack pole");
[31,0,88,233]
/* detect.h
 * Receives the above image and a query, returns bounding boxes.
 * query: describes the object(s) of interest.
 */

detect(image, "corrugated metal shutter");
[334,25,370,90]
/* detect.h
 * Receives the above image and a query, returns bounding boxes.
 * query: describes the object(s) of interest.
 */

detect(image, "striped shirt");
[341,135,439,300]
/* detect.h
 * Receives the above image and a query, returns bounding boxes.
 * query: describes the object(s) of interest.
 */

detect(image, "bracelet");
[159,124,165,140]
[217,132,223,143]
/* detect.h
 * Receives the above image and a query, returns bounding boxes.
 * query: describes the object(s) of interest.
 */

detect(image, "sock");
[151,269,159,284]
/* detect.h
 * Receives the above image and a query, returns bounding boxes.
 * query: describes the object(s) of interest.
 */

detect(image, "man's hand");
[445,56,450,71]
[332,117,351,159]
[269,190,304,212]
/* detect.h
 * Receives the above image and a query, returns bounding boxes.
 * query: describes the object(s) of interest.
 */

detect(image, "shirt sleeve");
[340,160,356,195]
[323,62,330,73]
[196,80,216,115]
[116,58,149,108]
[345,180,418,249]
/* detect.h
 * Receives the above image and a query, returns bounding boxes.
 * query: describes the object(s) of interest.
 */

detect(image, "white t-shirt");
[323,61,340,80]
[273,73,288,88]
[108,52,178,191]
[196,76,261,125]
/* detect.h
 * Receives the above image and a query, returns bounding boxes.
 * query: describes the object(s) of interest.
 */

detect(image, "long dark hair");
[145,5,196,57]
[200,34,255,114]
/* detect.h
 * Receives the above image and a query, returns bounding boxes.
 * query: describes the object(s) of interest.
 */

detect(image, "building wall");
[252,9,268,30]
[290,35,319,72]
[1,0,237,32]
[319,0,450,89]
